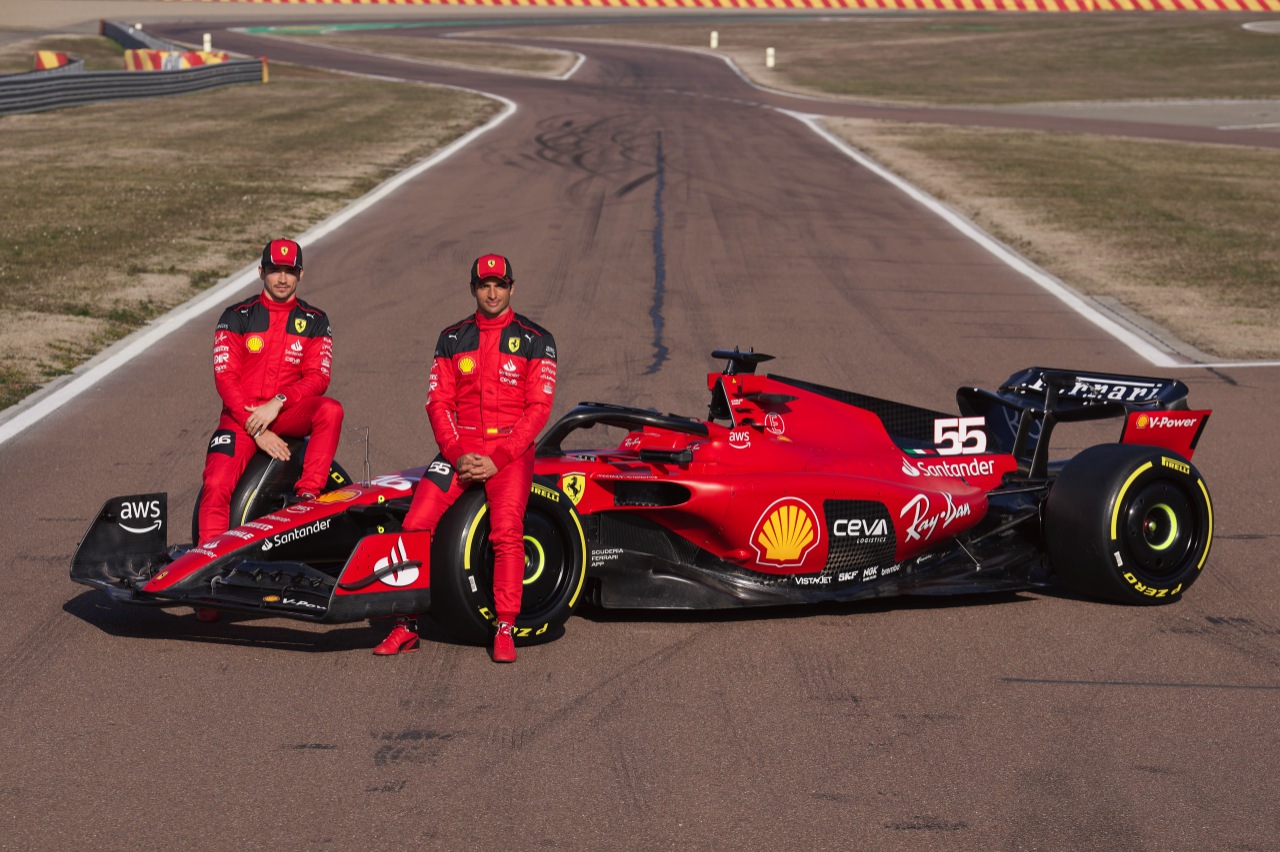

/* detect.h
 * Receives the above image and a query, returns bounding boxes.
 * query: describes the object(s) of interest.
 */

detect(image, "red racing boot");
[373,617,419,656]
[492,621,516,664]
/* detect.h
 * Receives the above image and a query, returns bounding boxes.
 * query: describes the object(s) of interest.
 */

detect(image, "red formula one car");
[72,350,1214,645]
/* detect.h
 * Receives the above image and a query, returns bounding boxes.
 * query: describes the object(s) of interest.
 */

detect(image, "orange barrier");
[33,51,71,70]
[198,0,1280,9]
[124,49,233,71]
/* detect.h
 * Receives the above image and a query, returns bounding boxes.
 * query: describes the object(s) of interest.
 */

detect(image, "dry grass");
[828,120,1280,360]
[0,54,498,409]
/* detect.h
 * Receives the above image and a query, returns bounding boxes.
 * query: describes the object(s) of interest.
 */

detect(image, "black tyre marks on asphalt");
[646,131,668,376]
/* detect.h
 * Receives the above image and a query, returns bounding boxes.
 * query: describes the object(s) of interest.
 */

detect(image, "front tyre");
[190,437,352,543]
[430,479,588,646]
[1045,444,1213,604]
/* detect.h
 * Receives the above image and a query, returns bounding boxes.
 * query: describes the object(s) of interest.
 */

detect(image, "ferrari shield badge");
[560,473,586,506]
[508,336,521,354]
[294,318,307,334]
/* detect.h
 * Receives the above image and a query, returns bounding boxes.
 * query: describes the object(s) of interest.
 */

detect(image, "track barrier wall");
[0,22,263,117]
[33,51,72,71]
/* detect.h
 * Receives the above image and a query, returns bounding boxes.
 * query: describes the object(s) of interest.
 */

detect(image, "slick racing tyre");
[190,437,352,544]
[1045,444,1212,604]
[430,478,587,646]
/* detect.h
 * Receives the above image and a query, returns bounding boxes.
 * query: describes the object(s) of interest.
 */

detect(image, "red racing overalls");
[198,293,343,542]
[402,309,557,625]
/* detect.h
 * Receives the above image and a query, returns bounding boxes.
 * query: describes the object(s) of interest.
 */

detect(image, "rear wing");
[957,367,1209,477]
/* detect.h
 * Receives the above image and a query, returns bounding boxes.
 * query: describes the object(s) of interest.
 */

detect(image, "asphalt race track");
[2,16,1278,849]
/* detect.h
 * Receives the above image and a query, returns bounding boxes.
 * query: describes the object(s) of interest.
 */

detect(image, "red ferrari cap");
[262,238,303,270]
[470,253,513,286]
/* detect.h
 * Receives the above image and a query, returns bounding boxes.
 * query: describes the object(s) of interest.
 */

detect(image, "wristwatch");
[274,393,287,404]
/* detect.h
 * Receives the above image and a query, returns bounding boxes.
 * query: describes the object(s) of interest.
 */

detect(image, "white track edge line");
[0,88,517,449]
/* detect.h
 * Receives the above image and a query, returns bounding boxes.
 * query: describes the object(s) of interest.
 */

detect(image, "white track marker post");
[766,47,776,69]
[203,33,212,52]
[711,31,719,49]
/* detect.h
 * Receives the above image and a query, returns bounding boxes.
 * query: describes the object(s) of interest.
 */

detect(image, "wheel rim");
[523,535,547,585]
[1143,503,1179,552]
[1121,481,1196,582]
[472,510,577,623]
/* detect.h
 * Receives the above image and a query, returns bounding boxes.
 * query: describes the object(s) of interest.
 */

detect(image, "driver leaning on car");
[374,253,557,663]
[197,239,344,552]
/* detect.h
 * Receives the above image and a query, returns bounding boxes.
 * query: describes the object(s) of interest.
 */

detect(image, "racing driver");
[198,238,344,549]
[375,254,557,662]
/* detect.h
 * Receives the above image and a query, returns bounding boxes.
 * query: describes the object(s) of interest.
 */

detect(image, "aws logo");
[751,498,821,567]
[117,498,163,534]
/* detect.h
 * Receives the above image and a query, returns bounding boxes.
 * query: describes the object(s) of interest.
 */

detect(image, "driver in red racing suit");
[197,239,344,547]
[374,254,557,663]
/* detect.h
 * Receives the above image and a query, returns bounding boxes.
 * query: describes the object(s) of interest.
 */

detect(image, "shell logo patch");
[1136,414,1150,429]
[246,335,265,353]
[751,498,821,567]
[458,356,476,374]
[316,489,361,504]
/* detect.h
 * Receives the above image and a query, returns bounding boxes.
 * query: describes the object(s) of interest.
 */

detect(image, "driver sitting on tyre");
[196,239,344,622]
[374,253,557,663]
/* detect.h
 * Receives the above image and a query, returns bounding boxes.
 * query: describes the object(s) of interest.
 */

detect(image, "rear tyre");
[190,437,352,543]
[1045,444,1212,604]
[429,479,587,646]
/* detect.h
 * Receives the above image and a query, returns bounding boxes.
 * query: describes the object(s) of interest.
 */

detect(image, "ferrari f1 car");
[72,350,1214,645]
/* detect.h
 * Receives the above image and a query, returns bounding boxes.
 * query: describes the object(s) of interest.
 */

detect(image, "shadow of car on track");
[573,588,1050,628]
[65,584,1097,651]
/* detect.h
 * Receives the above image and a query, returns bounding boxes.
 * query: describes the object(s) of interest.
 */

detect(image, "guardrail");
[101,20,176,52]
[0,21,263,117]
